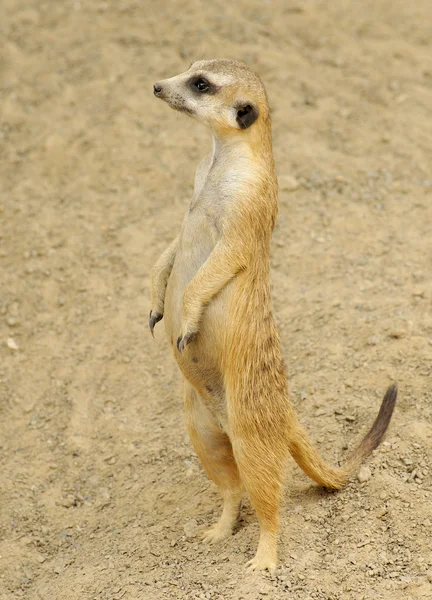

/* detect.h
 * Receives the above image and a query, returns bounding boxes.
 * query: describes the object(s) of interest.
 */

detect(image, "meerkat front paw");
[149,310,163,337]
[176,330,197,352]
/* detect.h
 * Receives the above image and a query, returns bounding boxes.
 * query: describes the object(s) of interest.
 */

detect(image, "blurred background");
[0,1,431,599]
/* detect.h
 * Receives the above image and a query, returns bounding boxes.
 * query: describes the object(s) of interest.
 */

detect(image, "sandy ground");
[1,1,432,599]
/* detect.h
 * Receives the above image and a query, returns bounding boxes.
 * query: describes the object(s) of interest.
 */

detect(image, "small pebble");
[183,519,198,539]
[7,337,19,350]
[334,175,347,183]
[358,466,371,483]
[61,495,76,508]
[389,329,405,339]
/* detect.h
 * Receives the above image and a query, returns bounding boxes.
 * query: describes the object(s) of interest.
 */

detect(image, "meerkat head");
[153,59,269,135]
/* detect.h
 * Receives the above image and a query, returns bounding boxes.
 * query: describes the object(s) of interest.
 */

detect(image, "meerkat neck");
[211,118,273,164]
[211,134,249,159]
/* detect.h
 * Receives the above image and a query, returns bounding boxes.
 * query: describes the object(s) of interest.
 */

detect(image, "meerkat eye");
[194,78,210,92]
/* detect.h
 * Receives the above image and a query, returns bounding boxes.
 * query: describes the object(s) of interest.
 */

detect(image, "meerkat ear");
[236,103,259,129]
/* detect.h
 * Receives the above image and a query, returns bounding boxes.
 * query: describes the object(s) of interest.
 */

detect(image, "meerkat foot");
[246,551,277,572]
[202,488,243,544]
[246,533,277,572]
[202,520,233,544]
[149,310,163,337]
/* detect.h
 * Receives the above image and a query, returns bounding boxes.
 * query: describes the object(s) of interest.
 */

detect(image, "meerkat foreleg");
[184,382,244,542]
[177,241,243,351]
[149,236,179,336]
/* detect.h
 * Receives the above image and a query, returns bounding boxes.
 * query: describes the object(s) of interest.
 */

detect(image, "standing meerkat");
[150,59,397,571]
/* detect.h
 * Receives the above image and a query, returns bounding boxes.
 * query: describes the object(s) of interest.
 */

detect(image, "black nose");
[153,83,163,96]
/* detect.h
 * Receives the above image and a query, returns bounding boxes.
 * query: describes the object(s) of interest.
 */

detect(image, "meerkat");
[149,59,397,571]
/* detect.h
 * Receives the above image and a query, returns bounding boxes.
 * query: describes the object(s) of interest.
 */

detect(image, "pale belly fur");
[163,206,233,425]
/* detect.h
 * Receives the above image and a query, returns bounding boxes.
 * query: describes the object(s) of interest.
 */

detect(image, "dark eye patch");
[188,75,219,95]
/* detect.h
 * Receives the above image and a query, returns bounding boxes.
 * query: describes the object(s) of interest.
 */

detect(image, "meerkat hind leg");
[247,525,278,572]
[233,439,284,572]
[184,383,243,543]
[203,486,244,543]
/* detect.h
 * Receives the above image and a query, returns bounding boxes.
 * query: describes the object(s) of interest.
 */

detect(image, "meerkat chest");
[192,157,255,218]
[171,153,255,287]
[170,201,220,294]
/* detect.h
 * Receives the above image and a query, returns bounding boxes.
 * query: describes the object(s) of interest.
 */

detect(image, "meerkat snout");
[153,83,163,97]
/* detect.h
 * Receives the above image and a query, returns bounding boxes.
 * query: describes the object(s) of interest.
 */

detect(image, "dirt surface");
[1,1,432,599]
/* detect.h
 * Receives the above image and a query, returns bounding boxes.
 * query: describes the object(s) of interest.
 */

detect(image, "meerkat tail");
[287,384,398,489]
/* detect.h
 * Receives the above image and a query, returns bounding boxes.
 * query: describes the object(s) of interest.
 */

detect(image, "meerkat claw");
[176,332,196,352]
[149,310,163,337]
